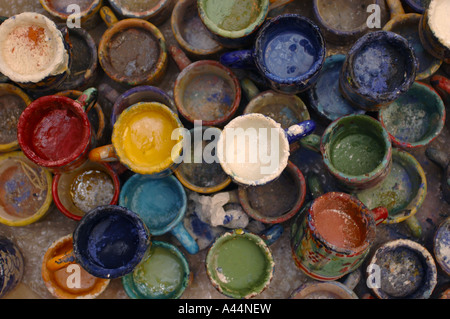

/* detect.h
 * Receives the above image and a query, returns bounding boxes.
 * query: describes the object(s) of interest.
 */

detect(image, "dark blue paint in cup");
[73,205,151,279]
[220,14,326,94]
[339,31,417,111]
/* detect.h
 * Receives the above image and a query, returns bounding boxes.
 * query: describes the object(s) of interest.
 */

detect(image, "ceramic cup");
[52,160,120,221]
[307,54,366,122]
[418,0,450,64]
[171,0,223,59]
[98,6,168,86]
[426,147,450,204]
[89,102,183,177]
[41,234,110,299]
[17,88,98,173]
[0,236,24,298]
[119,174,199,255]
[108,0,174,25]
[174,126,232,194]
[238,161,307,224]
[339,31,417,111]
[0,84,32,153]
[57,26,98,91]
[291,192,388,281]
[316,114,392,191]
[379,82,445,149]
[383,0,442,81]
[0,151,53,227]
[434,217,450,276]
[170,45,241,126]
[206,229,275,299]
[197,0,293,48]
[355,148,427,238]
[312,0,382,44]
[122,240,191,299]
[46,205,150,279]
[0,12,71,93]
[40,0,103,29]
[220,14,326,94]
[55,90,105,144]
[366,239,437,299]
[402,0,429,13]
[99,83,176,129]
[217,113,316,186]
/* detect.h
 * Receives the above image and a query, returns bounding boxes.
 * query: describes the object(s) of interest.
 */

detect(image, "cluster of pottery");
[0,0,449,300]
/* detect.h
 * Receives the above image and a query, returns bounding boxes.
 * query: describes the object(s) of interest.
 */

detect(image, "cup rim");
[40,0,102,19]
[17,95,92,169]
[119,174,187,235]
[308,192,376,255]
[205,229,274,299]
[108,0,169,18]
[254,14,326,86]
[197,0,270,39]
[73,205,150,279]
[378,81,446,149]
[216,113,290,186]
[320,114,392,183]
[121,240,190,299]
[111,102,184,175]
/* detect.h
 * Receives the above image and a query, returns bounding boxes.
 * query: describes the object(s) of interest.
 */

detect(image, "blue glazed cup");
[0,236,24,297]
[220,14,326,94]
[339,31,417,111]
[217,113,316,186]
[47,205,151,279]
[119,174,199,255]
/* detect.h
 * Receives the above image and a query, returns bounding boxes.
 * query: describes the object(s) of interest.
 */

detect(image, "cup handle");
[76,87,98,113]
[100,6,119,28]
[405,215,422,238]
[285,120,316,144]
[169,45,192,71]
[240,77,261,102]
[268,0,294,11]
[46,250,76,272]
[171,222,199,255]
[386,0,405,19]
[89,144,118,162]
[371,206,388,225]
[220,49,255,69]
[259,224,284,246]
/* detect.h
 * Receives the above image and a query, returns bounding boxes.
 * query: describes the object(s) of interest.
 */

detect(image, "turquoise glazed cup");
[122,241,191,299]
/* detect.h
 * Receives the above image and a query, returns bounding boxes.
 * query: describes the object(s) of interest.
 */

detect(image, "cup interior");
[17,95,91,168]
[73,205,150,279]
[175,61,240,124]
[119,175,187,235]
[217,113,290,186]
[197,0,269,38]
[322,115,391,178]
[206,231,274,298]
[309,193,373,252]
[346,31,417,100]
[255,14,325,83]
[112,102,183,175]
[123,241,190,299]
[53,161,119,220]
[379,82,445,148]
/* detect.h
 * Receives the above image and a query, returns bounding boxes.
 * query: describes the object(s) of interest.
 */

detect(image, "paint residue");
[204,0,262,32]
[428,0,450,48]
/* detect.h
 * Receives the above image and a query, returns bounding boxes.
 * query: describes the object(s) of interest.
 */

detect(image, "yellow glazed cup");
[89,102,183,176]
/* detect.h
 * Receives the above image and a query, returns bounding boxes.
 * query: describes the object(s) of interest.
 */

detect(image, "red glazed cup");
[17,88,98,173]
